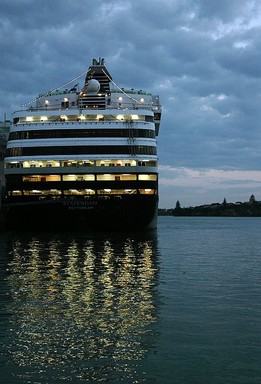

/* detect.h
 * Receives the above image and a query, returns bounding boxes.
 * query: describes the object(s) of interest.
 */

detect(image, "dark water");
[0,217,260,384]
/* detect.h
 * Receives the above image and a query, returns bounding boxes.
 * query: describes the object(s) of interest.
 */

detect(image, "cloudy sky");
[1,0,261,207]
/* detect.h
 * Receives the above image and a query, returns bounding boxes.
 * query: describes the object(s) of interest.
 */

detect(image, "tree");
[175,200,181,210]
[249,194,256,204]
[222,198,227,205]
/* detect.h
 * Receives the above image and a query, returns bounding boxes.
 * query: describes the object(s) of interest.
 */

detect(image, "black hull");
[3,195,158,231]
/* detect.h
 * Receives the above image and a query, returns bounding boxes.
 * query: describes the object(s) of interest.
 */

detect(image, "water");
[0,217,260,384]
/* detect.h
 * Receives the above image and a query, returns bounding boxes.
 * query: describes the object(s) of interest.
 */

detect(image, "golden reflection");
[6,232,159,382]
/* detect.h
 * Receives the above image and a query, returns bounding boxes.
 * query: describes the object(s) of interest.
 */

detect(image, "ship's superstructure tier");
[4,58,161,229]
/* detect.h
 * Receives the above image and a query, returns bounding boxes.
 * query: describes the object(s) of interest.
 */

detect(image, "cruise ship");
[3,58,161,230]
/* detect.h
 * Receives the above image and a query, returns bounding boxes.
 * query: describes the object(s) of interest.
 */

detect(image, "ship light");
[118,96,123,101]
[45,100,49,105]
[64,97,69,102]
[96,114,104,120]
[104,189,111,192]
[131,114,139,120]
[78,114,85,121]
[60,115,68,121]
[26,116,33,122]
[40,116,48,121]
[140,98,144,103]
[116,114,124,120]
[145,189,151,192]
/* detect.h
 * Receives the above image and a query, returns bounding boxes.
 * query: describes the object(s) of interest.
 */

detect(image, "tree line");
[159,194,261,216]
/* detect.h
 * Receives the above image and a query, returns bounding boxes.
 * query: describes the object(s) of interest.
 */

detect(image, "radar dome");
[85,79,100,94]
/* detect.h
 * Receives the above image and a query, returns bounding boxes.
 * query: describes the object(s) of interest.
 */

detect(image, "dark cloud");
[1,0,261,205]
[196,0,254,21]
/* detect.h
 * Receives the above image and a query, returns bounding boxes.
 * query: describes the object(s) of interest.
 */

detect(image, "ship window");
[61,101,69,109]
[9,190,22,196]
[145,115,154,122]
[138,174,157,181]
[22,175,61,182]
[146,160,157,166]
[96,174,136,181]
[63,161,94,167]
[6,145,157,157]
[62,174,95,181]
[23,190,42,195]
[63,189,95,195]
[139,189,156,194]
[97,189,137,195]
[23,190,62,195]
[122,174,137,180]
[6,162,20,168]
[8,128,155,140]
[97,174,115,181]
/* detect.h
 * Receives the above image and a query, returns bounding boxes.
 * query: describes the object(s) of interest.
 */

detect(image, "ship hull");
[3,195,158,231]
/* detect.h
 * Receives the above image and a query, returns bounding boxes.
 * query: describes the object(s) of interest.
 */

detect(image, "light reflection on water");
[2,231,159,383]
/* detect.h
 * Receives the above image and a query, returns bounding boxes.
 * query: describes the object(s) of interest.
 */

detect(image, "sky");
[1,0,261,208]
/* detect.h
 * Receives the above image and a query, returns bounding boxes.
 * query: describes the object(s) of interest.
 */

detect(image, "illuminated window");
[9,190,22,196]
[97,174,136,181]
[62,174,95,181]
[23,190,62,195]
[138,174,157,181]
[97,174,112,181]
[22,175,61,182]
[139,189,155,194]
[97,189,137,195]
[78,114,86,121]
[85,189,95,194]
[64,189,95,195]
[125,189,137,194]
[44,161,60,167]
